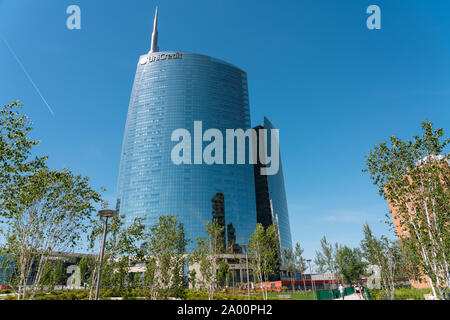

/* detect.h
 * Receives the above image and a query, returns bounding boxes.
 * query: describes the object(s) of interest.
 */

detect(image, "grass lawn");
[264,291,315,300]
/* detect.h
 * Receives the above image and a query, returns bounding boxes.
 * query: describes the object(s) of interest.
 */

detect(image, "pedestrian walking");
[360,284,365,300]
[339,284,345,300]
[354,283,360,298]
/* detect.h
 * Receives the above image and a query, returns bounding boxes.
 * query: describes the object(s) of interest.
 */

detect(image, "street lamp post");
[243,244,250,300]
[307,259,316,300]
[94,209,117,300]
[232,270,235,295]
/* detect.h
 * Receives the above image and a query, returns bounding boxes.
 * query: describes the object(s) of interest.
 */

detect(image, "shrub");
[367,287,432,300]
[394,287,431,300]
[35,294,59,300]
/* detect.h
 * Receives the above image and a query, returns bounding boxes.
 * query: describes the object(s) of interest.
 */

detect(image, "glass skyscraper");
[116,9,257,249]
[253,118,293,250]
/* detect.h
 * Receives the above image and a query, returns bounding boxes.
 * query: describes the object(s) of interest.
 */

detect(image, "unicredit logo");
[139,52,183,65]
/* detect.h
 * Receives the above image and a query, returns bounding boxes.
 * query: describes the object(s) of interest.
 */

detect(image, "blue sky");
[0,0,449,263]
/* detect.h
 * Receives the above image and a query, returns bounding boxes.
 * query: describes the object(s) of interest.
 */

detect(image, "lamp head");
[98,209,117,218]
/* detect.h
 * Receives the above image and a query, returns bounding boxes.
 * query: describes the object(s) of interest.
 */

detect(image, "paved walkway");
[334,293,365,300]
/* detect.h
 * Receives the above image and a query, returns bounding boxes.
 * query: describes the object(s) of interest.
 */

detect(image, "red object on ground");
[0,285,12,290]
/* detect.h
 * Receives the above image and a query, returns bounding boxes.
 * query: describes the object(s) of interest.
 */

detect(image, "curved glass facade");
[253,118,293,251]
[264,118,292,250]
[116,51,257,250]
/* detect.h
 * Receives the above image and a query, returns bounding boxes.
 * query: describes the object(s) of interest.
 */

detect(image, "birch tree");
[0,101,45,297]
[335,245,366,285]
[361,223,405,300]
[364,121,449,299]
[0,102,103,299]
[314,236,338,288]
[1,168,103,299]
[142,215,188,300]
[247,223,279,300]
[77,256,95,287]
[190,220,223,300]
[217,260,231,289]
[0,101,46,210]
[294,242,307,291]
[282,248,296,292]
[87,214,145,299]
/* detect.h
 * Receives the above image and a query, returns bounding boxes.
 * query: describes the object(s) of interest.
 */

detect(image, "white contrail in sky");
[0,33,55,117]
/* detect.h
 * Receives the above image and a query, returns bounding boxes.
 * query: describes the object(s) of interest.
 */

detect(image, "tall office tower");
[253,117,293,250]
[116,9,257,249]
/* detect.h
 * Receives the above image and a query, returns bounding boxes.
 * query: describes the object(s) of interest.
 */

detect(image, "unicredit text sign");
[139,52,183,65]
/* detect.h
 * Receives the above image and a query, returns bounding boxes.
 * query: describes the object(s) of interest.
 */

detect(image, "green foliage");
[186,290,264,300]
[394,287,433,300]
[267,291,313,300]
[364,121,449,198]
[216,260,231,288]
[314,236,337,274]
[188,268,197,289]
[0,102,106,299]
[190,220,224,300]
[33,290,89,301]
[361,222,406,299]
[51,260,67,286]
[334,245,366,285]
[77,256,95,286]
[1,289,266,301]
[247,223,279,300]
[314,236,339,289]
[142,215,188,300]
[294,242,307,275]
[282,248,296,291]
[88,215,146,295]
[293,242,308,290]
[0,289,91,301]
[368,286,432,300]
[0,101,47,214]
[1,167,103,299]
[364,120,450,298]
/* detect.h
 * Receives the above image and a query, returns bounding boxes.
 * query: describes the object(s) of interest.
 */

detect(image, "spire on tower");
[150,7,159,53]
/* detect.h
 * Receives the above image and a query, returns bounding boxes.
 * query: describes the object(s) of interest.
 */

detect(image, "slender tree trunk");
[430,196,450,289]
[29,254,47,300]
[302,271,306,292]
[406,194,441,298]
[422,198,445,299]
[291,273,295,293]
[427,276,438,298]
[89,263,98,300]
